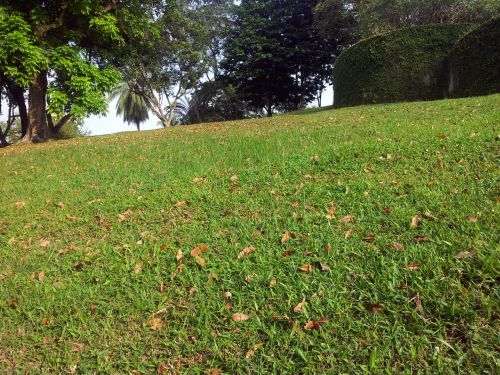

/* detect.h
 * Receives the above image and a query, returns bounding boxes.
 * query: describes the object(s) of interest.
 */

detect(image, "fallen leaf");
[38,271,46,282]
[293,299,306,313]
[43,336,51,346]
[189,287,197,295]
[467,216,477,222]
[15,201,26,209]
[159,282,165,292]
[364,303,383,313]
[195,256,206,267]
[230,174,238,182]
[454,251,475,259]
[172,263,184,277]
[175,250,183,261]
[148,317,165,330]
[382,207,392,215]
[341,215,353,223]
[392,242,404,251]
[223,291,232,299]
[363,168,375,174]
[134,264,142,273]
[344,229,353,239]
[118,209,133,222]
[40,239,50,248]
[57,201,65,208]
[67,215,78,222]
[298,264,313,272]
[174,200,188,207]
[190,245,209,257]
[246,342,264,358]
[310,155,319,161]
[41,317,51,326]
[209,368,222,375]
[411,215,420,229]
[245,274,254,283]
[304,321,321,331]
[269,278,277,288]
[280,231,296,244]
[231,312,249,322]
[238,246,255,259]
[193,177,208,183]
[414,236,429,243]
[407,263,420,271]
[362,233,375,242]
[281,249,294,257]
[413,295,424,314]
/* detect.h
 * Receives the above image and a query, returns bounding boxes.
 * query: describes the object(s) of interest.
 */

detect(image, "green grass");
[1,95,499,373]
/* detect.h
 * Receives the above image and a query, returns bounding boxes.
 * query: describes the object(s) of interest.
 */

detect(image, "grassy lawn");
[0,95,499,373]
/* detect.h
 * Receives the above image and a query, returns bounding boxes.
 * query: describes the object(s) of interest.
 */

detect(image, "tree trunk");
[266,96,273,117]
[7,82,28,137]
[20,71,48,143]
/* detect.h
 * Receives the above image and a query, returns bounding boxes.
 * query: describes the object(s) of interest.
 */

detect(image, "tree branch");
[35,0,70,36]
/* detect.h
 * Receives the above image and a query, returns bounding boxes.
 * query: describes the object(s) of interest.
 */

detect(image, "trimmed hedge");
[447,17,500,98]
[333,24,470,107]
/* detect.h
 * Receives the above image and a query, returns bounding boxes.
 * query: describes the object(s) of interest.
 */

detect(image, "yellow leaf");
[176,250,183,261]
[280,231,296,244]
[148,317,165,331]
[411,215,420,229]
[269,278,277,288]
[195,256,206,267]
[298,264,313,272]
[293,299,306,313]
[190,245,209,257]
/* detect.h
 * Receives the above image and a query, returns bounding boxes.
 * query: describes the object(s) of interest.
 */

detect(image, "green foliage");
[223,0,338,115]
[447,17,500,97]
[48,46,121,119]
[333,24,470,107]
[111,82,150,131]
[0,7,48,86]
[0,94,499,372]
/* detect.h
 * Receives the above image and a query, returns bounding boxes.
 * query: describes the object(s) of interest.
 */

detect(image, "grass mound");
[0,95,499,373]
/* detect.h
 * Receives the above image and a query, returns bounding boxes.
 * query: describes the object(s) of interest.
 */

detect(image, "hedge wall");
[333,24,470,108]
[447,17,500,98]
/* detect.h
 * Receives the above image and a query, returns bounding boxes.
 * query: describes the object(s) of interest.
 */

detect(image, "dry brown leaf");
[392,242,404,251]
[195,256,206,267]
[269,278,277,288]
[67,215,78,222]
[175,250,183,261]
[15,201,26,209]
[364,303,383,313]
[280,231,296,244]
[209,369,222,375]
[245,274,254,283]
[189,287,197,295]
[148,317,165,330]
[407,263,420,271]
[310,155,319,161]
[344,229,353,239]
[411,215,420,229]
[414,236,429,243]
[57,201,65,208]
[230,174,238,182]
[363,167,375,174]
[467,216,477,222]
[223,291,232,299]
[231,312,249,322]
[159,282,165,292]
[190,245,209,257]
[134,264,142,274]
[238,246,255,259]
[193,177,208,183]
[172,263,184,277]
[298,264,313,272]
[246,343,264,359]
[293,299,306,313]
[454,251,475,259]
[291,200,300,207]
[362,233,375,242]
[341,215,353,223]
[304,321,321,331]
[414,295,424,314]
[383,207,392,215]
[40,239,50,248]
[38,271,46,282]
[174,200,189,207]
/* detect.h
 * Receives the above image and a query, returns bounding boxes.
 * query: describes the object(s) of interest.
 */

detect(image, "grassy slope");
[0,95,499,373]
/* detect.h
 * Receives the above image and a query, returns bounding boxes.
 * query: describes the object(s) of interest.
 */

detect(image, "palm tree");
[110,83,150,131]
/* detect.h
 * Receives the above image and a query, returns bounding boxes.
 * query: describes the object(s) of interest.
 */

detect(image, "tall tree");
[111,82,150,131]
[222,0,339,116]
[120,0,211,128]
[0,1,153,143]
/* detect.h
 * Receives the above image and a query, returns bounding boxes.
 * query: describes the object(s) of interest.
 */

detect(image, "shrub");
[333,24,470,107]
[447,17,500,98]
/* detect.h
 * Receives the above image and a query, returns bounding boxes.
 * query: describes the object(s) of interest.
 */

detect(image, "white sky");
[83,84,334,136]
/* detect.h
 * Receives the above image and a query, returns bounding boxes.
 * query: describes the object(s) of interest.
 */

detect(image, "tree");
[0,1,153,143]
[314,0,500,40]
[111,82,150,131]
[120,0,212,128]
[222,0,339,116]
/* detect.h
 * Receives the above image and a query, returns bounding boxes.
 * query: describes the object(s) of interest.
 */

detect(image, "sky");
[83,84,334,136]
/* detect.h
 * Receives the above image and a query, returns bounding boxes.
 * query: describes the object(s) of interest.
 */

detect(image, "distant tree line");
[1,0,498,144]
